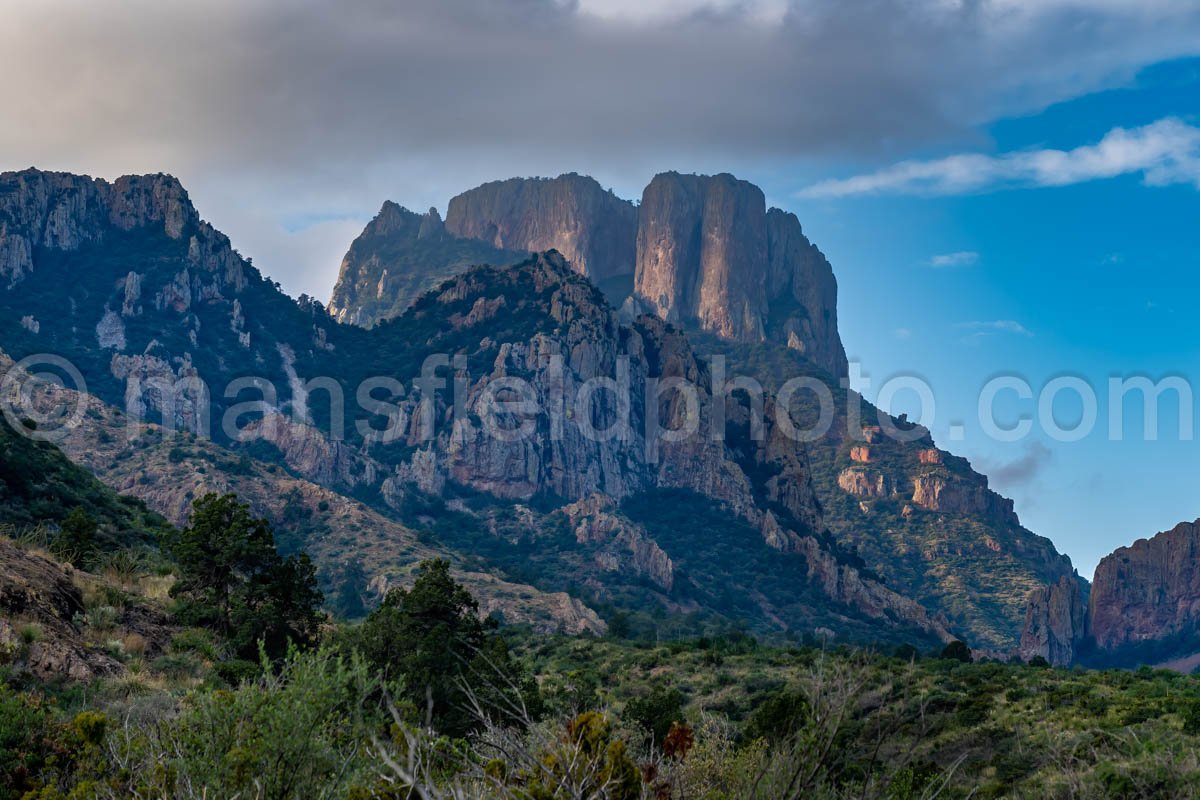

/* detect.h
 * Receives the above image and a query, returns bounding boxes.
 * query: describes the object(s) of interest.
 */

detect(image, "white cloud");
[800,117,1200,197]
[894,327,913,339]
[930,251,979,268]
[958,320,1034,341]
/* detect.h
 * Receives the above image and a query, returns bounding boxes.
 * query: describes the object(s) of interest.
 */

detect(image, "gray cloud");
[2,0,1199,298]
[982,441,1054,488]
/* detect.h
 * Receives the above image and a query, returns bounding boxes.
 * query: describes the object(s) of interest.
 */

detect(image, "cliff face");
[765,209,849,379]
[631,173,848,377]
[1088,520,1200,651]
[634,173,769,343]
[329,172,849,377]
[445,173,637,284]
[1017,518,1200,668]
[1019,575,1086,666]
[0,169,197,286]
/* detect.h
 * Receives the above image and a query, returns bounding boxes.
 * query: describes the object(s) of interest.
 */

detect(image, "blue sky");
[763,59,1200,577]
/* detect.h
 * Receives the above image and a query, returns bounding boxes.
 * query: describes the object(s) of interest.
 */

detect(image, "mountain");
[327,172,847,378]
[0,410,174,682]
[693,333,1077,650]
[0,406,168,551]
[1022,519,1200,668]
[0,166,1083,651]
[0,167,959,647]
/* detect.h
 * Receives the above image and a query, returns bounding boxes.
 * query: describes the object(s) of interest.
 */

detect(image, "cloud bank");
[1,0,1198,297]
[801,117,1200,197]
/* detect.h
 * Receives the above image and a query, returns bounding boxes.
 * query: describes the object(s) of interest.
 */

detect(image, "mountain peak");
[330,171,849,376]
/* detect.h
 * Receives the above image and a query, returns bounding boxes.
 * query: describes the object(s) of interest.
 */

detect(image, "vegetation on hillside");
[0,415,168,566]
[2,469,1199,799]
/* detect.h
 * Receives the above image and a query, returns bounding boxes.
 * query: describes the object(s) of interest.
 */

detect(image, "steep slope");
[1087,519,1200,655]
[693,334,1078,650]
[0,348,605,635]
[0,412,168,550]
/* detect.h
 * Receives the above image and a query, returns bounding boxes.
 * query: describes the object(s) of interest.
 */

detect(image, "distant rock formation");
[446,173,637,284]
[1088,519,1200,651]
[634,172,769,342]
[1019,575,1086,666]
[0,169,199,286]
[327,201,524,327]
[1018,518,1200,668]
[329,171,849,377]
[629,172,848,377]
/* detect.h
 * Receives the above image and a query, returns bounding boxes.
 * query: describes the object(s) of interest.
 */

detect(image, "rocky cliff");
[1088,519,1200,653]
[764,209,848,379]
[446,174,637,285]
[633,172,769,342]
[1017,518,1200,668]
[630,173,848,377]
[0,168,241,293]
[328,172,848,377]
[1019,575,1086,666]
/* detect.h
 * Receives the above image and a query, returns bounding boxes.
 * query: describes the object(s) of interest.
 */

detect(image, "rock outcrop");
[910,473,1018,523]
[560,496,675,590]
[0,539,171,682]
[329,172,848,376]
[1019,575,1086,666]
[837,468,892,497]
[764,209,848,378]
[631,173,849,377]
[634,172,769,343]
[0,169,193,288]
[1088,519,1200,651]
[327,201,525,327]
[446,174,637,284]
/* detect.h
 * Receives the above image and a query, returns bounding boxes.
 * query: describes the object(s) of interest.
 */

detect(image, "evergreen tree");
[54,507,97,568]
[165,493,324,661]
[354,559,539,736]
[332,558,369,619]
